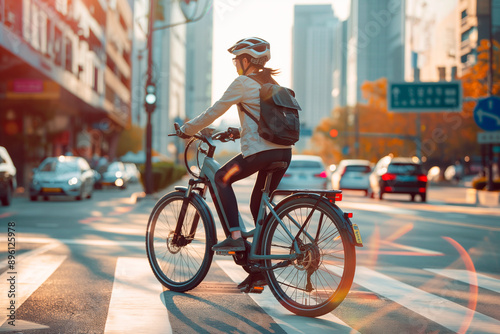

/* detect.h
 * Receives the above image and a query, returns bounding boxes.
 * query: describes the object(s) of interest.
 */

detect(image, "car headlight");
[68,177,79,186]
[115,171,122,178]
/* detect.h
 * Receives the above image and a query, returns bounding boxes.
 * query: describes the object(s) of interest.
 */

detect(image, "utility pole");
[487,0,494,191]
[142,0,210,195]
[144,0,155,195]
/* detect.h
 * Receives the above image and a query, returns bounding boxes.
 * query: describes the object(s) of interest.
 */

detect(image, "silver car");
[30,156,95,201]
[331,159,372,196]
[277,155,329,191]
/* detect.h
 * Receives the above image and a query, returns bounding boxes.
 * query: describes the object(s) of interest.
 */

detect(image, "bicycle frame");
[174,129,360,266]
[176,131,312,263]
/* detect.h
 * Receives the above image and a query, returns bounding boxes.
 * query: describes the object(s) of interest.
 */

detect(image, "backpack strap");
[237,73,263,125]
[237,103,259,124]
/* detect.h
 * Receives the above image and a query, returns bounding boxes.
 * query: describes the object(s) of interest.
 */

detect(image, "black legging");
[214,149,292,232]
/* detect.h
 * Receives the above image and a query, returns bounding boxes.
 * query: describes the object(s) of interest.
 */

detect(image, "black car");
[368,156,427,202]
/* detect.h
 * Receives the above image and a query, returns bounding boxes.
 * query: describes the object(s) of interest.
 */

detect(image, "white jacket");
[181,75,291,157]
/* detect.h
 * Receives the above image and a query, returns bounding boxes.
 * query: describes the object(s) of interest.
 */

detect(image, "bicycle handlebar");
[169,123,240,143]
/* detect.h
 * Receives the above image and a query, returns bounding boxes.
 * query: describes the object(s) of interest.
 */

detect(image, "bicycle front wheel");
[146,190,216,292]
[262,196,356,317]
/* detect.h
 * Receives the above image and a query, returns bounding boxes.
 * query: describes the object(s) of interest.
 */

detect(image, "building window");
[65,37,72,72]
[461,27,475,42]
[461,9,467,19]
[93,66,99,92]
[451,66,458,79]
[438,67,446,81]
[54,27,62,66]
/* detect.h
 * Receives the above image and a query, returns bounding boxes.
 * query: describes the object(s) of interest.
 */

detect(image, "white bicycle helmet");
[227,37,271,66]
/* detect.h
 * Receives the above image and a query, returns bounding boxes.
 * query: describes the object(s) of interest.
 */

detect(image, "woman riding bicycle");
[178,37,292,290]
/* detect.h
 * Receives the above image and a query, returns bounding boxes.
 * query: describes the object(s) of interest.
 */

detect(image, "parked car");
[124,163,140,183]
[331,159,372,196]
[277,155,329,191]
[29,156,95,201]
[368,155,427,202]
[0,146,17,206]
[94,161,129,189]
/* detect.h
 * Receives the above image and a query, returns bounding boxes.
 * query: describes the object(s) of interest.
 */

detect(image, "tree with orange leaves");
[312,39,499,168]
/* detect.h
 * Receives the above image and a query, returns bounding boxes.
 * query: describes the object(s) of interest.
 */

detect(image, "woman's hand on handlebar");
[169,123,192,139]
[213,127,240,142]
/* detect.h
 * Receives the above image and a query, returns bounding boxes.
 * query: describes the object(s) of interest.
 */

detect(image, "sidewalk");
[428,181,500,208]
[131,176,189,204]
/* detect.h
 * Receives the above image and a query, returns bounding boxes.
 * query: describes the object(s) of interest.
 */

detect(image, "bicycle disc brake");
[166,231,192,254]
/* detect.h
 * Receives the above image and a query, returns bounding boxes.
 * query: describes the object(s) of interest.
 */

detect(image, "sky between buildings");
[210,0,350,126]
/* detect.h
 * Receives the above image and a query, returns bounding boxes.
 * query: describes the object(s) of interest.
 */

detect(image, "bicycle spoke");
[262,197,356,316]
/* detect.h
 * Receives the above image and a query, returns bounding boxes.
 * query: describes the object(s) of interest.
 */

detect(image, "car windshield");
[387,163,422,175]
[40,160,78,172]
[345,165,371,173]
[100,163,121,173]
[289,160,322,169]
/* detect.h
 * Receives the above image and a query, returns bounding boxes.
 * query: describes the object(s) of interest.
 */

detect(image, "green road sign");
[388,81,462,112]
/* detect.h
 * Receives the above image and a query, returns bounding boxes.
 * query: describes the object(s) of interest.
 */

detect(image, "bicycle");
[146,124,364,317]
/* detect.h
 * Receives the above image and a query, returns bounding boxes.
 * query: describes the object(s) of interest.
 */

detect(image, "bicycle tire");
[261,195,356,317]
[146,190,216,292]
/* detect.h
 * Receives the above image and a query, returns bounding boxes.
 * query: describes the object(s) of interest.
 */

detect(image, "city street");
[1,178,499,333]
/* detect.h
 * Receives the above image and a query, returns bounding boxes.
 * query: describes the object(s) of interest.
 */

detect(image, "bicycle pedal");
[242,285,265,294]
[215,250,237,256]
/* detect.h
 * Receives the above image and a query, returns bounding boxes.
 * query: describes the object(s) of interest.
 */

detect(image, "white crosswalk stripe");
[104,257,172,334]
[216,260,359,334]
[339,266,500,334]
[4,244,500,333]
[425,268,500,294]
[0,254,66,331]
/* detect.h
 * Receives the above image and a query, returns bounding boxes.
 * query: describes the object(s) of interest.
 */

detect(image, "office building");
[346,0,406,105]
[292,5,338,137]
[332,20,348,110]
[458,0,500,75]
[185,10,213,121]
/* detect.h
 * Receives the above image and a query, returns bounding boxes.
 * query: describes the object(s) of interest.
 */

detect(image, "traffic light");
[145,84,156,113]
[329,129,338,138]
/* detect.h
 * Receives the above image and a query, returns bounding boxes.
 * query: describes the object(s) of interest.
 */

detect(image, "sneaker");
[211,237,246,252]
[238,272,267,293]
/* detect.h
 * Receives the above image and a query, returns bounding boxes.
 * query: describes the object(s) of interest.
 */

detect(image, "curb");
[466,189,500,207]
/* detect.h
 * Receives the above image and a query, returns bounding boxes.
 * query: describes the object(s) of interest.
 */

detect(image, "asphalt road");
[0,179,499,333]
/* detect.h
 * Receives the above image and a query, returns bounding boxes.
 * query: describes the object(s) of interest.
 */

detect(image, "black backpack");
[238,75,301,146]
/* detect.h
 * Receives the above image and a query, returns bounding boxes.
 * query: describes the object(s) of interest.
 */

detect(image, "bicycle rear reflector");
[327,192,342,202]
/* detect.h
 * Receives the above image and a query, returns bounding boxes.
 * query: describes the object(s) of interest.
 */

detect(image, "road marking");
[335,266,500,333]
[216,260,358,334]
[18,237,144,247]
[425,269,500,294]
[0,254,66,331]
[104,257,171,334]
[0,241,63,268]
[341,202,415,215]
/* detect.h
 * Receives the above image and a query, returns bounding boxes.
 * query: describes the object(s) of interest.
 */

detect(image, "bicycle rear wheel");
[146,191,216,292]
[261,196,356,317]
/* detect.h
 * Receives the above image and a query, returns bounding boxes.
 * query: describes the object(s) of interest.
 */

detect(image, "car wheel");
[420,193,426,202]
[1,185,12,206]
[30,195,38,201]
[378,190,383,200]
[43,196,49,201]
[76,186,84,201]
[364,189,369,197]
[410,194,416,202]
